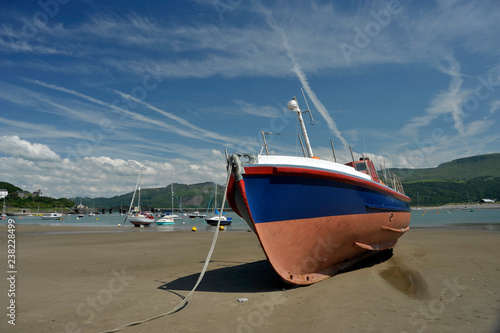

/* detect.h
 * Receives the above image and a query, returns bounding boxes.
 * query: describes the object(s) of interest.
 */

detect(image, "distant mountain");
[390,153,500,206]
[71,182,225,210]
[391,153,500,182]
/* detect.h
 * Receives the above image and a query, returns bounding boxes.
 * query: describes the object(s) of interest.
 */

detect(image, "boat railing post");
[298,134,306,157]
[261,131,269,155]
[362,154,372,179]
[349,146,355,165]
[330,139,337,162]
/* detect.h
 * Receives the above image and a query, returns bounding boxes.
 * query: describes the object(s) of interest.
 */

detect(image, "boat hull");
[205,217,232,226]
[129,215,154,227]
[156,217,175,225]
[227,155,411,285]
[41,213,64,220]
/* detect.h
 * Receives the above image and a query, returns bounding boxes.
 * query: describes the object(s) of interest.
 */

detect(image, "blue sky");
[0,0,499,198]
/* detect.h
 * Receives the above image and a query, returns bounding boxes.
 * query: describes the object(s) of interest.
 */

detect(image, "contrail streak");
[254,1,349,148]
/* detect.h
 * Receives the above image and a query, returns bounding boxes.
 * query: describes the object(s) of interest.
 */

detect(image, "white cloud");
[0,136,230,197]
[233,100,281,118]
[0,136,60,161]
[399,55,470,137]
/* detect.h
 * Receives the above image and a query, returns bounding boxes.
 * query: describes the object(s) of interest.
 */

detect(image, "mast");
[287,97,314,158]
[127,168,142,214]
[171,183,174,213]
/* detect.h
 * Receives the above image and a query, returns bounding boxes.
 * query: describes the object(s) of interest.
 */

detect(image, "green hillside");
[390,153,500,206]
[0,182,23,194]
[391,153,500,182]
[0,182,75,210]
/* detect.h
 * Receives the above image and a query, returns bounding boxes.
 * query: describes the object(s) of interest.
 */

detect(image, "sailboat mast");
[287,97,314,158]
[127,168,142,215]
[171,183,174,213]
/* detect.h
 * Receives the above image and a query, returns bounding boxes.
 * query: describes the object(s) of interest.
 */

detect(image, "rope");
[98,166,233,333]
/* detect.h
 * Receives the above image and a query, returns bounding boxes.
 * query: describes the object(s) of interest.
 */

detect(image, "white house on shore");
[0,189,8,199]
[479,199,496,203]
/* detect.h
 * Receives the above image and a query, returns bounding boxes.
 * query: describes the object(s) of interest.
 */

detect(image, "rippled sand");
[1,225,499,332]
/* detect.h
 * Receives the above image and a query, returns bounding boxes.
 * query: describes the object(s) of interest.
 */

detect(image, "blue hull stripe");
[242,173,410,224]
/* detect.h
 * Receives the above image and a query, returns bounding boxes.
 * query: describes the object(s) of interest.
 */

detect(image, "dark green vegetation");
[390,153,500,206]
[0,182,75,210]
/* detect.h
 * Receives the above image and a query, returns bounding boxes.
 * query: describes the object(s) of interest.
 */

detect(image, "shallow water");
[410,208,500,231]
[5,212,251,232]
[4,208,500,232]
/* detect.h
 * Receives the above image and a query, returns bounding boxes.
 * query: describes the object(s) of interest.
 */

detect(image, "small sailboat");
[41,212,64,220]
[188,210,206,218]
[156,214,175,225]
[126,169,155,227]
[163,184,181,220]
[205,182,232,226]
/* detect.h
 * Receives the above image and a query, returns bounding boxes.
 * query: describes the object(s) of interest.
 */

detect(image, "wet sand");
[1,225,499,333]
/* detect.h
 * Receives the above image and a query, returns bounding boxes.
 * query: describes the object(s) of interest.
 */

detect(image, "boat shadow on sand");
[158,250,394,294]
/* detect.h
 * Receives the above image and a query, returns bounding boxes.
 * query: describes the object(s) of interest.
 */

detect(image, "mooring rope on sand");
[99,166,232,333]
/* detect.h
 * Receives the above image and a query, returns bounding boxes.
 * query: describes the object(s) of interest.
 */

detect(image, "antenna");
[301,88,314,125]
[287,97,314,158]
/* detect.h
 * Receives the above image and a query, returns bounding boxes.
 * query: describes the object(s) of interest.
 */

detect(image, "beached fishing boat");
[226,97,411,285]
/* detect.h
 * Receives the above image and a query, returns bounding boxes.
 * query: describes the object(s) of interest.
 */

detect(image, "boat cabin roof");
[345,158,381,183]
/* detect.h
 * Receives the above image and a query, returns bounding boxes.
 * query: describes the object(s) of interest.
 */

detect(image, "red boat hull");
[227,154,411,285]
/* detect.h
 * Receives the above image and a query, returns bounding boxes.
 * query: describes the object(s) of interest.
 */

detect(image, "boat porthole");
[389,212,394,222]
[289,274,293,280]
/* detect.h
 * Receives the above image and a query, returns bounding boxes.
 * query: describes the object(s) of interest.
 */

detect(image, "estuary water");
[4,208,500,232]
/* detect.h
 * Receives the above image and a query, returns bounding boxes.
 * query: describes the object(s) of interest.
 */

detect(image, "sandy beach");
[1,225,499,333]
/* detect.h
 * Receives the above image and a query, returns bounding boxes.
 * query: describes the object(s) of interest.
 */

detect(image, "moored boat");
[205,214,232,226]
[226,97,411,285]
[41,212,64,220]
[188,211,206,218]
[129,211,155,227]
[205,182,232,226]
[156,214,175,225]
[125,169,155,227]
